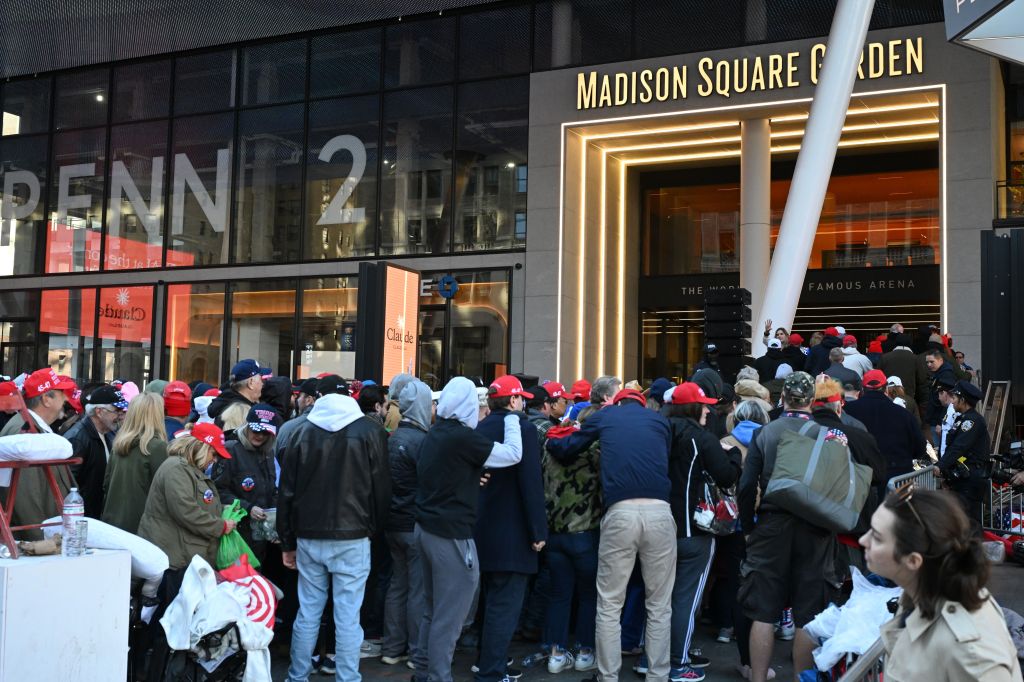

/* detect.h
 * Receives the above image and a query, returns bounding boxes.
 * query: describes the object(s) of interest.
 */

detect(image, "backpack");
[763,420,872,533]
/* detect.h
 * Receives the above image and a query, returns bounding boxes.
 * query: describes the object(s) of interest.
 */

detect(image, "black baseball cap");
[298,378,319,398]
[317,374,349,397]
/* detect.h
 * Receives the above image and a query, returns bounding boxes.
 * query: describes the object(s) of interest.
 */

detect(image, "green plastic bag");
[216,500,261,570]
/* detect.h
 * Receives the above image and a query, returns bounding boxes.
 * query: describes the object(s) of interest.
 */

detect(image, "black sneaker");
[580,676,599,682]
[319,655,337,674]
[688,648,710,669]
[506,668,523,680]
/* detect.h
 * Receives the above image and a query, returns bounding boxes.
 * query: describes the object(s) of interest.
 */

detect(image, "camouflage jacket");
[540,420,602,534]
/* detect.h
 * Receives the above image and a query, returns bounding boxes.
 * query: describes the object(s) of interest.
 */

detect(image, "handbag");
[690,438,740,536]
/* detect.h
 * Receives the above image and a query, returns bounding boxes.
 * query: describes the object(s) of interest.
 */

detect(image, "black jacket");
[276,395,391,551]
[805,335,841,376]
[843,390,927,479]
[260,376,293,422]
[474,409,547,574]
[925,361,958,426]
[208,389,255,427]
[216,430,278,514]
[65,416,113,518]
[754,348,784,384]
[667,416,741,537]
[387,420,429,533]
[782,345,806,372]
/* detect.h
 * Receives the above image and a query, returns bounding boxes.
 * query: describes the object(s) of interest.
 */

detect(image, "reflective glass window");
[168,113,233,267]
[39,287,97,384]
[380,87,453,256]
[1,78,51,136]
[310,28,382,98]
[105,121,168,270]
[305,95,378,261]
[228,280,296,378]
[174,50,237,115]
[234,104,304,264]
[54,68,109,130]
[0,290,39,377]
[459,6,532,80]
[97,285,154,385]
[454,78,528,252]
[298,276,358,379]
[112,60,171,122]
[0,134,47,275]
[165,282,224,384]
[242,39,307,107]
[384,17,456,89]
[47,128,107,273]
[534,0,631,69]
[449,270,509,383]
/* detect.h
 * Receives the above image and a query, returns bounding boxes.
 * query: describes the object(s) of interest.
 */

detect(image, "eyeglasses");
[892,482,935,551]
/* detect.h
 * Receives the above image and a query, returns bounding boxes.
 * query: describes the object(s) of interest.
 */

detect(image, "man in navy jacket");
[843,369,927,480]
[546,388,676,682]
[473,376,548,682]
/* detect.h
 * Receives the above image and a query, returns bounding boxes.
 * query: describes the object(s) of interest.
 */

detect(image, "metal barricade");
[887,465,938,493]
[984,483,1024,533]
[836,638,886,682]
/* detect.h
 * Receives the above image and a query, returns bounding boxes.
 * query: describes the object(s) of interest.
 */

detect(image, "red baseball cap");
[58,375,82,413]
[0,381,18,397]
[842,335,858,348]
[612,388,646,406]
[823,327,839,337]
[163,380,193,417]
[189,423,232,459]
[23,368,75,400]
[667,382,718,405]
[570,379,592,401]
[203,388,221,397]
[789,333,804,345]
[542,381,574,400]
[488,375,534,399]
[863,369,887,389]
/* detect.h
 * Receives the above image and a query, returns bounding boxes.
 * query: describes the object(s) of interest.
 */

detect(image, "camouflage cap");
[782,371,815,401]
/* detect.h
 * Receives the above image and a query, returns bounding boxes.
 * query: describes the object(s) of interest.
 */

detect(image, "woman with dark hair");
[860,488,1020,681]
[663,383,741,680]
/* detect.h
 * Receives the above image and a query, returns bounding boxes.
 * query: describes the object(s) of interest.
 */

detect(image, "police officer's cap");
[952,380,982,402]
[935,375,957,390]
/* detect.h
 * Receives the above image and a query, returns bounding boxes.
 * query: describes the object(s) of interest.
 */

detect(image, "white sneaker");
[575,649,597,672]
[548,651,575,674]
[360,640,382,659]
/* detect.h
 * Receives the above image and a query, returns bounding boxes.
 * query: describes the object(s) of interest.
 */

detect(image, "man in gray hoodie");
[381,380,434,664]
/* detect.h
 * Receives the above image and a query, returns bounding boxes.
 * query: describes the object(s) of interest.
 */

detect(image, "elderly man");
[209,359,266,427]
[65,384,128,517]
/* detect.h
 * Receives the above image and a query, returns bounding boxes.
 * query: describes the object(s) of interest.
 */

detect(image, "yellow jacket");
[881,591,1022,682]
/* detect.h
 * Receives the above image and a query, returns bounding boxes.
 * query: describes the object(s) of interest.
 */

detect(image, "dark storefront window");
[298,276,358,379]
[310,28,381,98]
[234,104,304,263]
[242,40,307,107]
[0,290,39,378]
[534,0,631,69]
[40,287,97,383]
[454,77,529,251]
[380,87,453,255]
[169,113,233,267]
[1,78,51,136]
[54,69,109,130]
[228,280,296,378]
[305,96,379,260]
[47,128,107,273]
[174,51,237,116]
[112,60,171,123]
[165,282,225,384]
[459,6,532,80]
[384,17,456,89]
[97,285,155,385]
[0,134,47,275]
[106,121,168,270]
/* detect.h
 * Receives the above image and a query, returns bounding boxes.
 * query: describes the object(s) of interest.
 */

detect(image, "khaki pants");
[595,501,677,682]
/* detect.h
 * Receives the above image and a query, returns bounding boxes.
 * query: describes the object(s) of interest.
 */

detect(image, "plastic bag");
[216,500,260,570]
[250,508,278,543]
[809,567,902,671]
[983,540,1007,563]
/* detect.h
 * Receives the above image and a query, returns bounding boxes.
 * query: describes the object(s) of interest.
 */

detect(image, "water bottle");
[61,487,84,557]
[521,652,548,668]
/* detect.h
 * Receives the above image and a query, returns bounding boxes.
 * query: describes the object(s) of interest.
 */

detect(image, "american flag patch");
[825,429,848,447]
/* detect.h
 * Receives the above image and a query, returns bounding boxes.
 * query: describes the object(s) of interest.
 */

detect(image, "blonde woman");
[102,393,169,533]
[218,401,249,437]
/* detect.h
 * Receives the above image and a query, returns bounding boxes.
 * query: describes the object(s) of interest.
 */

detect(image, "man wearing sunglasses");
[937,380,989,526]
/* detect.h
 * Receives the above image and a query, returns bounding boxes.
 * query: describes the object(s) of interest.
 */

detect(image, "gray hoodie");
[387,379,434,533]
[399,380,433,431]
[437,376,482,429]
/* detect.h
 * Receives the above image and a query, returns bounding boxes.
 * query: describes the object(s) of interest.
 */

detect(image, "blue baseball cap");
[229,359,263,383]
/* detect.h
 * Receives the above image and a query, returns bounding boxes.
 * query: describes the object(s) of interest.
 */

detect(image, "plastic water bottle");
[61,487,85,557]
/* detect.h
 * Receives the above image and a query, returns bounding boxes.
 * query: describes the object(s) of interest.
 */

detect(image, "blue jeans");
[287,537,371,682]
[543,530,598,649]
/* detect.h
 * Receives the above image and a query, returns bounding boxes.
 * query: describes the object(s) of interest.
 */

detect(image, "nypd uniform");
[938,381,989,524]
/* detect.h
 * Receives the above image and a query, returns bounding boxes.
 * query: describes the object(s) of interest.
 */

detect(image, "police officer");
[938,380,989,526]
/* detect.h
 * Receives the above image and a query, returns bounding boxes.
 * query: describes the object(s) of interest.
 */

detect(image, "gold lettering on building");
[576,37,925,110]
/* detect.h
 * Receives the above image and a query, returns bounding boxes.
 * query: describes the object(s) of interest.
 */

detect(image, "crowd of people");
[0,318,1019,682]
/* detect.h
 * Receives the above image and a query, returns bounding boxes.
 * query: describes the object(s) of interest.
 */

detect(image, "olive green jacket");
[0,412,75,540]
[102,437,169,534]
[138,456,223,569]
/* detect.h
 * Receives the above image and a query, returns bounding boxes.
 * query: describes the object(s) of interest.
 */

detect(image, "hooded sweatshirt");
[193,396,215,424]
[308,393,364,432]
[208,388,255,426]
[387,381,433,533]
[385,373,415,431]
[260,376,293,421]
